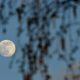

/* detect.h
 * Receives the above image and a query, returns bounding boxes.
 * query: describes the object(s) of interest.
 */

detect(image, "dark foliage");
[0,0,80,80]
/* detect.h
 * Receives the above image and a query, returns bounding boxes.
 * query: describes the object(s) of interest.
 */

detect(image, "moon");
[0,40,16,57]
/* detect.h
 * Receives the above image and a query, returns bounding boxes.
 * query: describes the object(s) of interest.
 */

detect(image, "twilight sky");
[0,0,80,80]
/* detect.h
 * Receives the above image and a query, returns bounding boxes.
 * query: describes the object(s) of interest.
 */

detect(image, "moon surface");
[0,40,16,57]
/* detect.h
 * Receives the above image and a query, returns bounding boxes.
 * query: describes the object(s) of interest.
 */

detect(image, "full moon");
[0,40,16,57]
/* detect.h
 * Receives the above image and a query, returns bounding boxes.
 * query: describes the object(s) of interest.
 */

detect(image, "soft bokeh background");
[0,0,80,80]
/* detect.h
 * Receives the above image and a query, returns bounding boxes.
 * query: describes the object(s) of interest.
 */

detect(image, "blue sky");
[0,0,80,80]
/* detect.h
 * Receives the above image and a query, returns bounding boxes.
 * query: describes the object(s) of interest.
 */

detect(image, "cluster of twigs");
[0,0,80,80]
